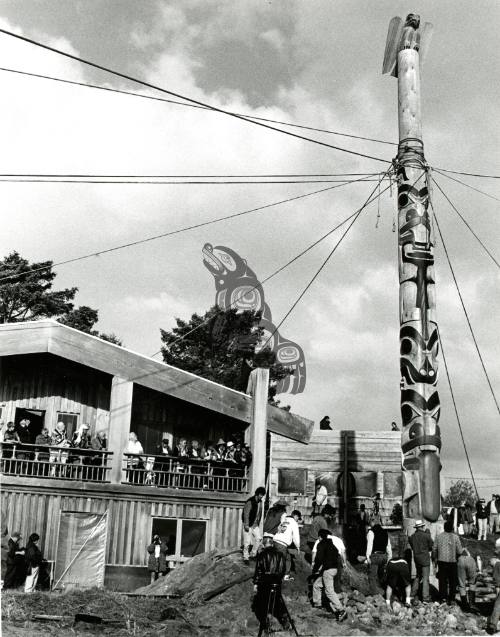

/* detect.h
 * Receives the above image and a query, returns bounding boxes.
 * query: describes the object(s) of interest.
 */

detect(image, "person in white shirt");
[273,510,302,580]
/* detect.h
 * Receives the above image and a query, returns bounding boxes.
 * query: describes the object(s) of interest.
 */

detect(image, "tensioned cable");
[0,66,396,147]
[153,177,393,357]
[0,176,375,285]
[0,178,387,185]
[0,172,379,178]
[438,330,479,498]
[433,206,500,418]
[432,176,500,269]
[434,167,500,180]
[434,169,500,203]
[0,29,389,164]
[259,170,392,351]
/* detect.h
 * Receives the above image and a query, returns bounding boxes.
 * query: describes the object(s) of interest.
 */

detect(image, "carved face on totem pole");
[398,167,441,521]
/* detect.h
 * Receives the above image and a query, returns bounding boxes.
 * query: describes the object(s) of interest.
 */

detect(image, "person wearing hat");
[476,498,488,541]
[252,533,290,631]
[242,487,266,565]
[3,531,26,589]
[409,519,434,603]
[264,500,288,535]
[215,438,226,461]
[273,509,302,580]
[485,538,500,634]
[224,440,236,462]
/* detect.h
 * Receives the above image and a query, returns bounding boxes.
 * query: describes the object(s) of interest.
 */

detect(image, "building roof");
[0,320,313,443]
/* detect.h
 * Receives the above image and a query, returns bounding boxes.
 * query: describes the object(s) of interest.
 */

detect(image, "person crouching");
[252,533,290,631]
[311,528,347,621]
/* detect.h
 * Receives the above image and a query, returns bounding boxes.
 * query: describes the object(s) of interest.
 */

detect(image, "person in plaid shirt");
[433,518,463,604]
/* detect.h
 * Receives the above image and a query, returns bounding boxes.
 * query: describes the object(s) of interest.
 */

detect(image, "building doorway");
[14,408,45,441]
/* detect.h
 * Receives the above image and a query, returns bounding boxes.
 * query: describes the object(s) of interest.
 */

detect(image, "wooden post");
[108,376,134,484]
[247,368,269,495]
[342,432,349,525]
[383,14,441,524]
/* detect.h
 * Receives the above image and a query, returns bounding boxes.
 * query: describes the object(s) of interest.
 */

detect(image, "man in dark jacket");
[3,531,26,589]
[24,533,43,592]
[252,533,290,631]
[242,486,266,564]
[476,498,488,541]
[147,534,168,581]
[409,519,434,602]
[312,529,346,620]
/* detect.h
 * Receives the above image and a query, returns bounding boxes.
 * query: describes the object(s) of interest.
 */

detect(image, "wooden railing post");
[108,376,133,484]
[247,368,269,495]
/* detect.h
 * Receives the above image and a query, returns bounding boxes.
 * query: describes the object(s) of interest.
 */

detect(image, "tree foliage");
[443,479,476,508]
[0,252,122,345]
[160,306,292,404]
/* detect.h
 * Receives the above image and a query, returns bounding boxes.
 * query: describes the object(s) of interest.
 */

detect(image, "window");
[278,468,307,495]
[151,517,207,567]
[56,412,79,439]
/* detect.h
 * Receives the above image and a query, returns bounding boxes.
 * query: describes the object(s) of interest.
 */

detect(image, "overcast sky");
[1,1,499,496]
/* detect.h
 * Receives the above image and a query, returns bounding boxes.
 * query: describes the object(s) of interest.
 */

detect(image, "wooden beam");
[108,376,133,484]
[247,368,269,494]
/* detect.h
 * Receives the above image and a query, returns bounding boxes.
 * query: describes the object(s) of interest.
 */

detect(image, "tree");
[443,479,476,508]
[60,306,123,346]
[0,252,122,345]
[0,251,76,323]
[160,306,292,404]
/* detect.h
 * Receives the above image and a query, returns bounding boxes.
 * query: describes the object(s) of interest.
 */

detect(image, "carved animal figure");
[202,243,306,394]
[382,13,433,78]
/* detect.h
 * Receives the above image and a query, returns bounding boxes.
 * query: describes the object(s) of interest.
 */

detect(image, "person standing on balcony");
[49,422,70,477]
[24,533,43,593]
[72,424,91,448]
[242,486,266,565]
[34,428,51,476]
[125,432,144,484]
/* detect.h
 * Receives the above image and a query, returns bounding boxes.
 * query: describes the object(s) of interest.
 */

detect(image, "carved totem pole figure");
[383,15,441,524]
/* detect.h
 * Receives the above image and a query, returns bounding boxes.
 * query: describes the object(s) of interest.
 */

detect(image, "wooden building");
[269,429,403,526]
[0,320,313,590]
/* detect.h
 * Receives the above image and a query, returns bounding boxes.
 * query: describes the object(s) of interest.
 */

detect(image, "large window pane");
[180,520,206,557]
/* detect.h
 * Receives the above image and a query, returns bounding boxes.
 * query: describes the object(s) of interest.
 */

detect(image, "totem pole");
[383,15,442,527]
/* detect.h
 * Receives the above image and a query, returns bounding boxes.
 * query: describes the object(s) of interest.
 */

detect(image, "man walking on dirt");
[409,519,433,603]
[242,486,266,565]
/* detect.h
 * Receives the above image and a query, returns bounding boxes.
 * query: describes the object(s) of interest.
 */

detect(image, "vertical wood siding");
[2,488,243,566]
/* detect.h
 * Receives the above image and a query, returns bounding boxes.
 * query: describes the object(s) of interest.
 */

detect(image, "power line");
[433,206,500,419]
[432,177,500,270]
[438,331,479,498]
[259,170,392,351]
[0,172,379,178]
[0,29,389,165]
[0,66,396,147]
[433,169,500,203]
[0,176,374,285]
[153,177,393,357]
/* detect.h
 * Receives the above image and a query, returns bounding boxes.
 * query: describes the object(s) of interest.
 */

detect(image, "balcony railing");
[123,453,249,493]
[0,442,112,482]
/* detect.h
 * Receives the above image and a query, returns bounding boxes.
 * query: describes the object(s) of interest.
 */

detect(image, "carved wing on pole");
[382,16,403,76]
[419,22,434,68]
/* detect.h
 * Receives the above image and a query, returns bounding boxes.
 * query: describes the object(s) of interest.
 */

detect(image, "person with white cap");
[409,519,433,603]
[486,538,500,634]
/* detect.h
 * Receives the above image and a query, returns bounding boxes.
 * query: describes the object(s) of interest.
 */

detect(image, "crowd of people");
[446,495,500,539]
[0,419,108,477]
[243,488,500,633]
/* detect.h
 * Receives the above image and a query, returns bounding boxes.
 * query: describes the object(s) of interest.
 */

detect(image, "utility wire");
[434,169,500,203]
[0,66,396,147]
[0,176,374,285]
[433,206,500,419]
[0,29,389,164]
[432,177,500,270]
[438,330,479,498]
[153,178,393,357]
[0,172,379,178]
[259,170,392,351]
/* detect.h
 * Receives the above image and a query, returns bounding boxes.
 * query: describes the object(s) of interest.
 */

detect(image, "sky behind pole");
[0,1,499,495]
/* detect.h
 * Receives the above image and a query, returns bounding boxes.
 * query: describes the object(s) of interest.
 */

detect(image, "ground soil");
[2,534,498,636]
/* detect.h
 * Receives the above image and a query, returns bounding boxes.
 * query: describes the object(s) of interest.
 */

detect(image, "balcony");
[123,453,249,493]
[0,443,112,482]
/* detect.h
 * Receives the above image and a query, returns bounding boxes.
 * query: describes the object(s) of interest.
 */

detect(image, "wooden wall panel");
[2,486,244,568]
